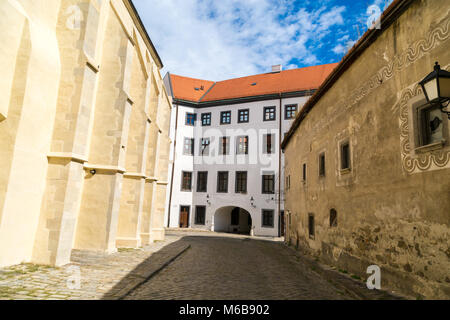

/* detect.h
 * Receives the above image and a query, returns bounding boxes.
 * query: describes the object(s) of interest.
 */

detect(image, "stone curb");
[285,244,406,300]
[102,243,191,300]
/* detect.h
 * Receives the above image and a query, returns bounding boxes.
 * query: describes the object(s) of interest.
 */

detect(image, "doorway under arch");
[214,206,252,235]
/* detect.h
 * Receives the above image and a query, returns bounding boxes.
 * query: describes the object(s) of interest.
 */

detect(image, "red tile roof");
[169,74,215,102]
[169,63,338,103]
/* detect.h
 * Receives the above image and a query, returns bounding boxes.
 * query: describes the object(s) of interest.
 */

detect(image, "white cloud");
[133,0,346,80]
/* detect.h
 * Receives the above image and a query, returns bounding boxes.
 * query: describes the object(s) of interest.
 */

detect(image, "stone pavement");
[0,231,403,300]
[0,234,184,300]
[121,231,403,300]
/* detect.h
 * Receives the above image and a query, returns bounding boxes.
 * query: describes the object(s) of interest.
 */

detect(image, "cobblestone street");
[0,231,401,300]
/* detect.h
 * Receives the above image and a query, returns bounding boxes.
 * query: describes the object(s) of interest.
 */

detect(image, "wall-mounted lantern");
[206,194,211,206]
[250,196,256,208]
[90,169,97,175]
[419,62,450,119]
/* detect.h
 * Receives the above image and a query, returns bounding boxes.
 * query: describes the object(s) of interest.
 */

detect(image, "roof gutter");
[281,0,415,150]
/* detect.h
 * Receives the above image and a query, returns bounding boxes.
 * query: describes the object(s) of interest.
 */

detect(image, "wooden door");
[179,206,189,228]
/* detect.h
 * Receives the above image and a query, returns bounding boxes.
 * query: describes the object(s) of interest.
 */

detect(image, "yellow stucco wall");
[0,0,172,267]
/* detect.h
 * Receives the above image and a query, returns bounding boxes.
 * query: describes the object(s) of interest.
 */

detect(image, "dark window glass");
[262,174,275,194]
[221,111,231,124]
[238,109,249,123]
[264,106,276,121]
[236,136,249,155]
[285,104,298,119]
[219,137,230,155]
[201,113,211,126]
[217,172,229,193]
[330,209,337,228]
[186,113,196,126]
[262,210,274,227]
[235,172,247,193]
[341,142,351,170]
[195,206,206,225]
[181,172,192,191]
[200,138,210,156]
[264,134,275,154]
[308,214,315,238]
[319,153,326,177]
[183,138,194,156]
[197,172,208,192]
[419,105,444,146]
[231,208,240,225]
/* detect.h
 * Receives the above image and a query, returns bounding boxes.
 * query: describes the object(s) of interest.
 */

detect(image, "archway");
[214,206,252,235]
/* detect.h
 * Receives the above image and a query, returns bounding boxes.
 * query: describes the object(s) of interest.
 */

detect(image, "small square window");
[264,106,276,121]
[238,109,249,123]
[201,113,211,126]
[262,210,274,228]
[285,104,298,120]
[418,105,445,147]
[221,111,231,125]
[186,113,196,126]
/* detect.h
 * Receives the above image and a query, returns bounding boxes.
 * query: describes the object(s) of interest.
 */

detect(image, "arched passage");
[214,206,252,235]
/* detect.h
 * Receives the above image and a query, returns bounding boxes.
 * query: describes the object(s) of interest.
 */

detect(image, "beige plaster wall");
[284,0,450,299]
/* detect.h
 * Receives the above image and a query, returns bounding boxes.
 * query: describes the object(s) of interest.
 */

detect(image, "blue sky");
[134,0,394,80]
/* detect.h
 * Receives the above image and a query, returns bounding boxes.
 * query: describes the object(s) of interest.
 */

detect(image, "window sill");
[414,140,446,153]
[340,168,351,175]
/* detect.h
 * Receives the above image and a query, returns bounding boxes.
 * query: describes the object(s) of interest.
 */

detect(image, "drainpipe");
[167,104,179,228]
[278,94,282,237]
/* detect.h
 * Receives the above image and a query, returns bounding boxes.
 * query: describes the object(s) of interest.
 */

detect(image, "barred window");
[197,172,208,192]
[235,171,247,193]
[262,174,275,194]
[262,210,274,228]
[217,172,229,193]
[195,206,206,225]
[181,172,192,191]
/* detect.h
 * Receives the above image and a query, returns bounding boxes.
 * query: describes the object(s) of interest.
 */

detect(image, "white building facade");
[163,64,336,237]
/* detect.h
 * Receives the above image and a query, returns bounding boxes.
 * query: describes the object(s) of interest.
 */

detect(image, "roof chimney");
[272,64,282,73]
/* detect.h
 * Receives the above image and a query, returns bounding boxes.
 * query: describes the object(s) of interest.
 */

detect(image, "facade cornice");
[172,89,317,108]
